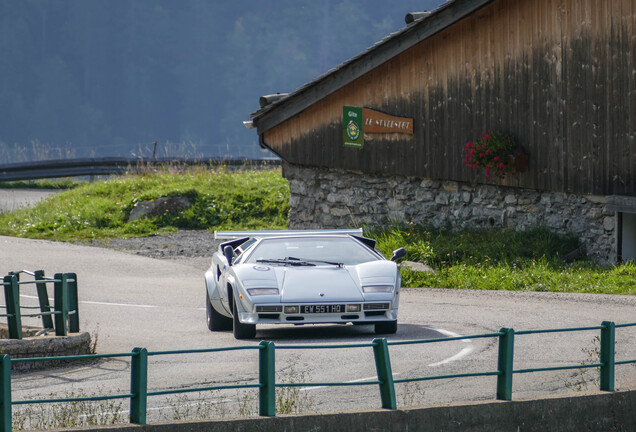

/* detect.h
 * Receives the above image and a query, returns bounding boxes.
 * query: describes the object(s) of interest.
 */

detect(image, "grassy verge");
[0,167,289,241]
[372,224,635,295]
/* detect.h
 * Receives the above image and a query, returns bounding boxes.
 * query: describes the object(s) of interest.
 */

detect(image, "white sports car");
[204,229,406,339]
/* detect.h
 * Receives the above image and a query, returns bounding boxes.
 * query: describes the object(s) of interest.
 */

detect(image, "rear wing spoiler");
[214,228,363,239]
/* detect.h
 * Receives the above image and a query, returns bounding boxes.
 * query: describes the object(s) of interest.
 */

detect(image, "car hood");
[233,261,397,303]
[279,266,363,302]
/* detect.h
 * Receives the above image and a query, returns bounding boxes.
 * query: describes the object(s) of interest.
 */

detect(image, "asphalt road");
[1,235,635,421]
[0,189,61,213]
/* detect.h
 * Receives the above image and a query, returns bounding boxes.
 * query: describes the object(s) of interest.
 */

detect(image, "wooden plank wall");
[263,0,636,196]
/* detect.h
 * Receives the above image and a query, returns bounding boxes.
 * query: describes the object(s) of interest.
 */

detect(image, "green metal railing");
[0,320,634,431]
[0,271,79,339]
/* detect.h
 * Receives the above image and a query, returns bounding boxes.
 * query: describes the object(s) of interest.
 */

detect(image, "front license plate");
[301,304,345,314]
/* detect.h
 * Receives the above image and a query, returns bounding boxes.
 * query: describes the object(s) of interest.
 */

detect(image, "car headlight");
[362,285,394,293]
[246,288,279,296]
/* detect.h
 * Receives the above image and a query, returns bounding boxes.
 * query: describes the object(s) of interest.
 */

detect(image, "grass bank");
[372,224,635,295]
[0,168,633,294]
[0,167,289,241]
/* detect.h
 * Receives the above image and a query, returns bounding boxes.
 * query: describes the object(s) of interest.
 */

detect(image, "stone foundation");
[283,163,616,263]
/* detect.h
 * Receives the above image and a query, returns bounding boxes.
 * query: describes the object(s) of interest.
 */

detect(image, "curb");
[0,330,92,371]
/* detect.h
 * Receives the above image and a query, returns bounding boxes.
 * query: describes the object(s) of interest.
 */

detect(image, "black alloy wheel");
[206,289,232,331]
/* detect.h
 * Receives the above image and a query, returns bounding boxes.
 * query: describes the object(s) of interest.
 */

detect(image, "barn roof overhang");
[249,0,494,141]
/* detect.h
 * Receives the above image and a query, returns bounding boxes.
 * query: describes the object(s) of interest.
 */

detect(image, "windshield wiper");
[256,258,316,267]
[286,257,344,267]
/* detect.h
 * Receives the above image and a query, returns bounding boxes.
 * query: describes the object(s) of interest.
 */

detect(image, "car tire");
[375,320,398,335]
[207,290,232,331]
[232,296,256,340]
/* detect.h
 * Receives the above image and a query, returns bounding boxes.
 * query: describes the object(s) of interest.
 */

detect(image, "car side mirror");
[223,245,235,266]
[390,247,406,262]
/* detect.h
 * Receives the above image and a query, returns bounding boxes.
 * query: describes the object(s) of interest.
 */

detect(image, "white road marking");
[428,346,473,367]
[81,300,157,308]
[300,373,401,392]
[299,327,475,392]
[424,327,474,367]
[19,294,157,309]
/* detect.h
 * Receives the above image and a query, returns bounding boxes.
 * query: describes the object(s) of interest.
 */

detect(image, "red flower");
[463,131,517,179]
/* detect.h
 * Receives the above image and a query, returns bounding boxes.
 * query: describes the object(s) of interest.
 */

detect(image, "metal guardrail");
[0,157,281,181]
[0,320,634,430]
[0,271,79,339]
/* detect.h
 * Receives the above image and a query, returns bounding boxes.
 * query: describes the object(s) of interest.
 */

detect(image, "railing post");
[130,347,148,424]
[497,328,514,401]
[0,355,11,432]
[54,273,68,336]
[66,273,80,333]
[259,340,276,416]
[34,270,54,330]
[372,338,396,410]
[3,275,22,340]
[600,321,615,392]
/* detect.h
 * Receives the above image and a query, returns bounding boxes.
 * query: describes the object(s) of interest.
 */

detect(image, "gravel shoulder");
[88,230,222,271]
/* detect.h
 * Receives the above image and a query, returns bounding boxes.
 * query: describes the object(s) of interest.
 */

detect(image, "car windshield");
[244,237,379,266]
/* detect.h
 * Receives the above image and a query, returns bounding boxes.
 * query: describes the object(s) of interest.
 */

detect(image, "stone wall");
[283,163,616,263]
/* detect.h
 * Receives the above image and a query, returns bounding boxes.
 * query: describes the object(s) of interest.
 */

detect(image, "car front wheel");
[207,290,232,331]
[375,320,398,335]
[232,297,256,339]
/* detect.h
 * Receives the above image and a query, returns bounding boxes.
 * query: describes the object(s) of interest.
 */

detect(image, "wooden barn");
[247,0,636,263]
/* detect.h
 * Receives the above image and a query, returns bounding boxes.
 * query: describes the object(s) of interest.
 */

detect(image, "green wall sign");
[343,106,364,148]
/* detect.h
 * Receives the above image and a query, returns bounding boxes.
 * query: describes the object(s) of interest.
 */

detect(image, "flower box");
[463,131,527,178]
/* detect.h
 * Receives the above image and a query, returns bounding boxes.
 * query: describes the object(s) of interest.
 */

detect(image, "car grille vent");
[364,311,385,317]
[363,303,389,311]
[256,306,283,313]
